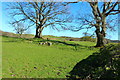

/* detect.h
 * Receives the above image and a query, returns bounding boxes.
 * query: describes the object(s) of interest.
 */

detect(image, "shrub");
[80,36,96,42]
[68,44,120,80]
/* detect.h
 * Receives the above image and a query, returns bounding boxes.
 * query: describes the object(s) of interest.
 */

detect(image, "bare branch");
[105,2,118,16]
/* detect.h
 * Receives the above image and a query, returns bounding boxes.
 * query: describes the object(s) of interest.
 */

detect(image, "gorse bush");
[68,44,120,80]
[80,36,96,42]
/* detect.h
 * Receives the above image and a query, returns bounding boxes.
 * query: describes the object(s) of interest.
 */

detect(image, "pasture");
[2,36,99,78]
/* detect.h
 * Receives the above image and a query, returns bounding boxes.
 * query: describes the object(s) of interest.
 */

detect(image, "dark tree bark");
[35,27,40,38]
[95,29,105,47]
[35,26,43,38]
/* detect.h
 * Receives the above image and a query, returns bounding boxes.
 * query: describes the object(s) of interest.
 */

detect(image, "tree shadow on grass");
[33,39,95,50]
[67,44,120,80]
[2,35,95,50]
[67,53,104,80]
[48,40,94,49]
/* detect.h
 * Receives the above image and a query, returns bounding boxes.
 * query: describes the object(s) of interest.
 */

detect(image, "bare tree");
[13,22,28,38]
[70,2,120,47]
[83,32,91,37]
[7,1,69,38]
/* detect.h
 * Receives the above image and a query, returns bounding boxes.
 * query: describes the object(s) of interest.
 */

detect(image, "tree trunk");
[95,29,105,47]
[95,16,106,47]
[34,27,42,38]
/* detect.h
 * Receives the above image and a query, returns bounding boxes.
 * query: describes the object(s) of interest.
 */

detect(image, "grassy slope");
[2,36,99,78]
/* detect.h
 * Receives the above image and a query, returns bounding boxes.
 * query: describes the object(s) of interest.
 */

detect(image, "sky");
[0,2,119,40]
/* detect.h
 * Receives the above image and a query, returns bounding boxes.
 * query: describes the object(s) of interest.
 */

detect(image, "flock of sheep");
[39,41,52,46]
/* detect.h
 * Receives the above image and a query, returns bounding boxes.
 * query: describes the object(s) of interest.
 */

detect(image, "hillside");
[0,30,34,38]
[0,30,119,43]
[0,30,81,41]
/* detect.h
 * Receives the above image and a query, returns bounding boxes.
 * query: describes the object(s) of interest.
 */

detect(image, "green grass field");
[2,36,99,78]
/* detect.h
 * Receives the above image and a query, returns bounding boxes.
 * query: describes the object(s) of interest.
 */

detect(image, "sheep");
[47,42,52,46]
[39,42,45,45]
[39,42,52,46]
